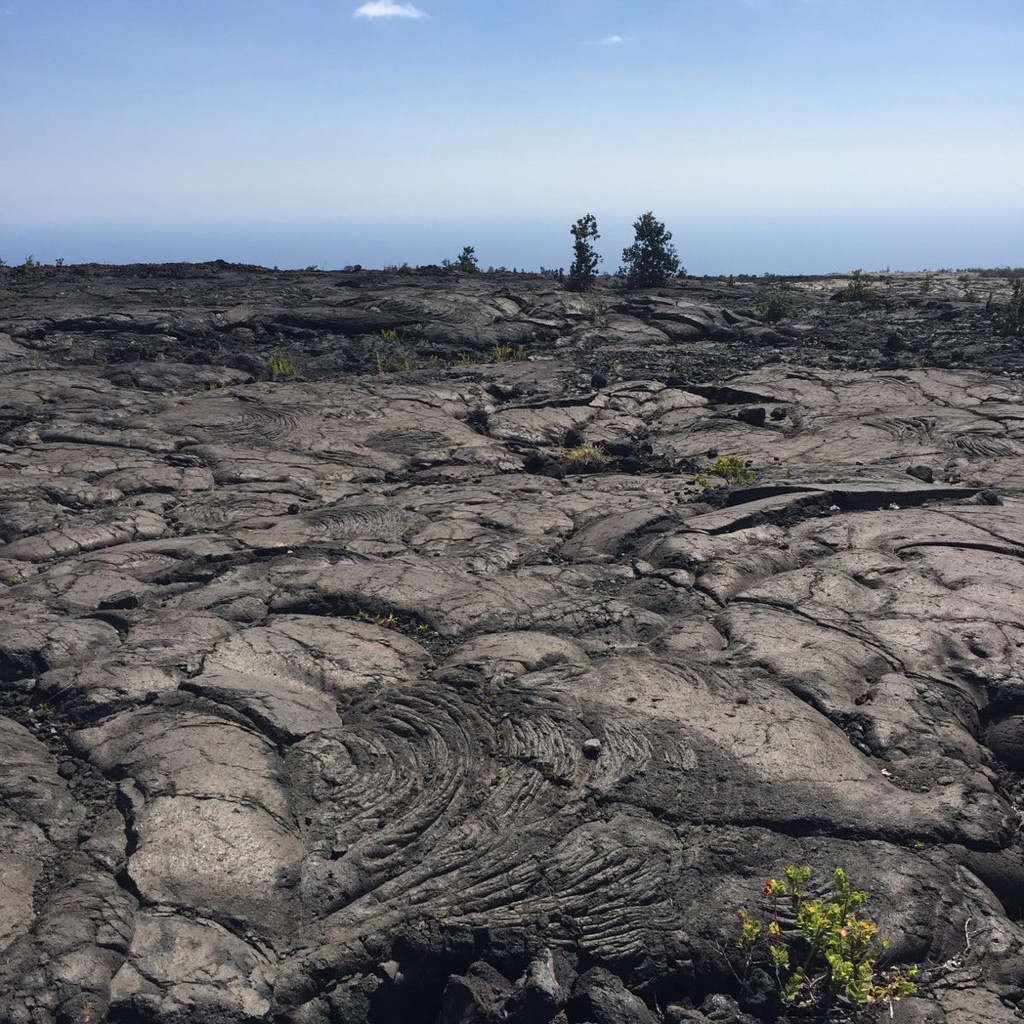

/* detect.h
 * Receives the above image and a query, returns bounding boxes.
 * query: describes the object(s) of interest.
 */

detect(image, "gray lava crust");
[1,264,1023,1024]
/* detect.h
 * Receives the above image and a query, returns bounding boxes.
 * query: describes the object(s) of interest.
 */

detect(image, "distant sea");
[2,213,1021,276]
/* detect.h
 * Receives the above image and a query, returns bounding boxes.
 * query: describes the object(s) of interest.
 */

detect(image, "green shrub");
[268,352,300,381]
[567,213,602,292]
[735,866,918,1015]
[841,269,874,302]
[706,455,756,486]
[620,212,682,287]
[757,287,795,322]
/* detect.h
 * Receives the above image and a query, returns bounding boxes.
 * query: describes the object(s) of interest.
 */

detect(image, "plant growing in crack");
[734,866,918,1018]
[268,352,300,381]
[491,343,526,363]
[561,442,610,468]
[698,455,757,488]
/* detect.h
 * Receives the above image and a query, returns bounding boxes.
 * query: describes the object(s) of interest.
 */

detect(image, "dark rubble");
[0,263,1023,1024]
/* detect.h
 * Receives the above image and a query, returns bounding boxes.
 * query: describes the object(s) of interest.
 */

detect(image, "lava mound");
[0,265,1023,1024]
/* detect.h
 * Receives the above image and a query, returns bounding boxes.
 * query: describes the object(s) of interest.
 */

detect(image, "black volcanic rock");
[0,265,1022,1023]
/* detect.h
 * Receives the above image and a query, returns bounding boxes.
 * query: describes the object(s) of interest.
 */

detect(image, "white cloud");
[581,34,625,46]
[353,1,425,19]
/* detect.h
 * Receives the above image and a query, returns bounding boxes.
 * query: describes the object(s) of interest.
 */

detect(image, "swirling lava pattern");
[1,340,1024,1024]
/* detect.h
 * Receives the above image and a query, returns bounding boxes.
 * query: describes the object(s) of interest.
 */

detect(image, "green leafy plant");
[758,286,795,322]
[841,269,874,302]
[735,866,918,1015]
[268,352,300,381]
[567,213,602,292]
[620,212,683,287]
[561,443,609,468]
[919,273,934,295]
[708,455,756,486]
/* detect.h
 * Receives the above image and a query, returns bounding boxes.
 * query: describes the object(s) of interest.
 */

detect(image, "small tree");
[567,213,602,292]
[444,246,479,273]
[620,212,682,287]
[998,278,1024,338]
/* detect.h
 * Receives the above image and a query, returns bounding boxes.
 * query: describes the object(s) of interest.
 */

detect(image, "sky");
[1,0,1022,273]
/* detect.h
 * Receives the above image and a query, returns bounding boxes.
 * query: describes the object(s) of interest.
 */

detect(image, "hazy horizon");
[3,1,1021,272]
[4,211,1023,277]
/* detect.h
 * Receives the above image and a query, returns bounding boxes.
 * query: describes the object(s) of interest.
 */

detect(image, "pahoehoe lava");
[1,263,1023,1024]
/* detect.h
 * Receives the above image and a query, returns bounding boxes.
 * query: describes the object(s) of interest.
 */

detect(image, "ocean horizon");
[3,211,1022,277]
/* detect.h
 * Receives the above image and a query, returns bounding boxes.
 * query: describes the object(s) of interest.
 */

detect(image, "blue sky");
[2,1,1022,271]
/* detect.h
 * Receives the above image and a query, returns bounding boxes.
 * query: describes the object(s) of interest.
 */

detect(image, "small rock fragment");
[906,464,934,483]
[737,407,766,427]
[582,738,602,760]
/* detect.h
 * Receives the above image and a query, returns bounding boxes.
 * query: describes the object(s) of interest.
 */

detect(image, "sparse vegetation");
[703,455,757,486]
[491,343,526,363]
[268,352,300,381]
[375,350,413,373]
[356,608,433,634]
[567,213,602,292]
[841,269,874,302]
[620,212,682,288]
[735,866,918,1016]
[957,273,977,302]
[758,286,795,322]
[997,278,1024,338]
[561,442,609,468]
[357,609,402,628]
[444,246,480,273]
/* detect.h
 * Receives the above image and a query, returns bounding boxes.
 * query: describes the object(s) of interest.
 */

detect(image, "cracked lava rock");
[0,262,1023,1024]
